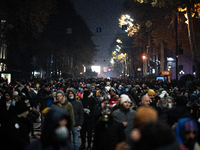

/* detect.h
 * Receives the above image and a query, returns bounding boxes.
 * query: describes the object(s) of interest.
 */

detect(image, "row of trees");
[0,0,96,79]
[115,0,200,79]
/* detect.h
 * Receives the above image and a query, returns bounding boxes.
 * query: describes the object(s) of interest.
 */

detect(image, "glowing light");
[142,55,146,59]
[116,39,122,43]
[179,70,185,74]
[91,66,101,73]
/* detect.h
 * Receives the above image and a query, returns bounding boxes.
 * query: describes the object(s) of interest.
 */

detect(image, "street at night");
[0,0,200,150]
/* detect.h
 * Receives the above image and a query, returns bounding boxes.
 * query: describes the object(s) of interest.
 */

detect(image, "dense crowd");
[0,77,200,150]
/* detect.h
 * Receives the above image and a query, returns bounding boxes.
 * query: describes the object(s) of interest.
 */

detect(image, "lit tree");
[119,14,140,37]
[135,0,200,78]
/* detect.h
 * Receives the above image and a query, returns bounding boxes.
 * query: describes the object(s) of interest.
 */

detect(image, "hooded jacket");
[67,88,84,127]
[25,106,73,150]
[51,96,75,131]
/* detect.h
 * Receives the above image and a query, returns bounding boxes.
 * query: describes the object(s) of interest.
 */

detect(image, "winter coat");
[68,88,84,127]
[7,115,31,150]
[167,106,191,127]
[37,88,52,111]
[93,118,126,150]
[112,107,136,140]
[25,106,73,150]
[51,96,75,131]
[81,92,97,124]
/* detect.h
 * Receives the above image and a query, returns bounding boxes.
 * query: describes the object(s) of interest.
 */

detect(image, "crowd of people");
[0,77,200,150]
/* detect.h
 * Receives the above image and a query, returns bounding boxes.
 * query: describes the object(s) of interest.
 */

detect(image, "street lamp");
[142,55,147,60]
[116,39,122,43]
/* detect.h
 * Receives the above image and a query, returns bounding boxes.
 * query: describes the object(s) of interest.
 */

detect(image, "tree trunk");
[187,4,200,79]
[160,40,164,72]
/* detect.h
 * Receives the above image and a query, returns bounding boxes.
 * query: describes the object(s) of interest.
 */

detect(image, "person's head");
[167,96,174,109]
[56,90,65,102]
[120,94,131,109]
[101,104,112,123]
[41,106,70,145]
[83,87,91,98]
[190,94,198,103]
[109,88,116,96]
[45,84,50,92]
[148,89,155,100]
[141,95,150,107]
[138,121,177,150]
[4,90,12,101]
[158,96,168,109]
[175,118,198,149]
[134,106,158,128]
[15,101,29,118]
[67,88,76,100]
[176,95,188,106]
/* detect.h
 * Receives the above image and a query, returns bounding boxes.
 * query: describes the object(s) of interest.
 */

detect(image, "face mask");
[83,91,90,98]
[11,101,16,106]
[55,126,69,141]
[168,103,172,109]
[125,88,129,92]
[69,96,74,100]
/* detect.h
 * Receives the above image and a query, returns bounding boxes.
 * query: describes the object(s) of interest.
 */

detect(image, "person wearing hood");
[93,104,126,150]
[175,117,200,150]
[80,86,97,150]
[51,90,75,132]
[67,88,84,150]
[25,106,73,150]
[112,94,136,141]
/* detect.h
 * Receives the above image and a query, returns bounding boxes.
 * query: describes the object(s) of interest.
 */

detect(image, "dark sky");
[72,0,125,66]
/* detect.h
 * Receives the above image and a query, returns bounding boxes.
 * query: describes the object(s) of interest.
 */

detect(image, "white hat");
[120,94,131,104]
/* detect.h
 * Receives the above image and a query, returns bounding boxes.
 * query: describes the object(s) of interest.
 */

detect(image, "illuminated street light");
[142,55,147,60]
[116,39,122,43]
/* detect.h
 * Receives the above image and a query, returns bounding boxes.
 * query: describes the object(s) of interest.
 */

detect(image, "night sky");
[72,0,125,68]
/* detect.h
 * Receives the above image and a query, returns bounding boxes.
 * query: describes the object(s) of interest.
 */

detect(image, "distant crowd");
[0,77,200,150]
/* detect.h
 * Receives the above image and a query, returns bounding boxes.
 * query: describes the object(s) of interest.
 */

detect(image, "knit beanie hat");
[120,94,131,104]
[134,106,158,128]
[148,89,155,96]
[56,90,65,96]
[167,96,174,103]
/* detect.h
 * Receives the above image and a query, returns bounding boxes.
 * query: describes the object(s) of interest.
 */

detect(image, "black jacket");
[7,116,31,150]
[68,88,84,127]
[93,118,126,150]
[81,92,97,124]
[167,106,191,126]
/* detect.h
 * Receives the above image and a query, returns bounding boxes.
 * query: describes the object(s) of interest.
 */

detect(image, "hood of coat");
[67,88,77,101]
[41,106,71,145]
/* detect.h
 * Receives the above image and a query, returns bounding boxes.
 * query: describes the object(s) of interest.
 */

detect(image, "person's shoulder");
[130,109,136,114]
[112,109,120,114]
